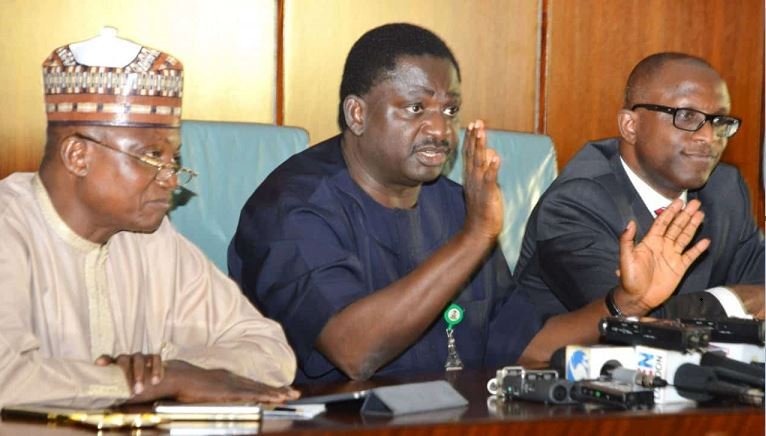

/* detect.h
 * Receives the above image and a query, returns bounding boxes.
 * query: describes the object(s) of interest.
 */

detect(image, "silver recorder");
[487,366,575,404]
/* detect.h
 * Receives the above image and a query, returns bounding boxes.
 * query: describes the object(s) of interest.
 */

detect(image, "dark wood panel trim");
[276,0,285,125]
[536,0,549,135]
[759,74,764,228]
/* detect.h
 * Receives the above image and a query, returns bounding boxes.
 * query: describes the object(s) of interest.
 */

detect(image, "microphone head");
[600,359,623,377]
[673,363,762,405]
[701,351,764,380]
[549,346,567,378]
[673,363,716,402]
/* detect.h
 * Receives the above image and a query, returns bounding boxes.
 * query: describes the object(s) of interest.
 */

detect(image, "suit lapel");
[609,153,712,295]
[676,190,713,294]
[607,152,654,240]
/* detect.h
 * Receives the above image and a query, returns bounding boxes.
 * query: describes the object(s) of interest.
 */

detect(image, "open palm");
[461,120,504,241]
[619,199,710,311]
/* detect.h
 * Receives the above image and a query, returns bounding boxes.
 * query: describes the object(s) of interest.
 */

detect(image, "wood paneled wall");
[543,0,764,222]
[0,0,277,180]
[282,0,764,223]
[282,0,539,143]
[1,0,763,224]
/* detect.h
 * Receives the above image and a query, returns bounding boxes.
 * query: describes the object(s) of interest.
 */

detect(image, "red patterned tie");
[654,207,666,216]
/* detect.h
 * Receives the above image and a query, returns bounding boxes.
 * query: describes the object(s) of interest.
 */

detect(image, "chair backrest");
[444,129,557,271]
[169,120,309,271]
[171,123,555,273]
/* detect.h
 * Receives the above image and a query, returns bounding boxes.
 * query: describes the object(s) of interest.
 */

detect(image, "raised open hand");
[618,198,710,312]
[461,120,503,242]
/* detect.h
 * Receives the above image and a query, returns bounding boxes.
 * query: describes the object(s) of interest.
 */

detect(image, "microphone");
[553,347,669,388]
[608,367,668,388]
[549,346,566,379]
[599,359,668,388]
[673,363,763,406]
[700,351,765,388]
[560,345,636,381]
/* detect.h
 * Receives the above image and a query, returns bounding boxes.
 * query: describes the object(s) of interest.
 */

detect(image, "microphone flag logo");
[567,350,590,381]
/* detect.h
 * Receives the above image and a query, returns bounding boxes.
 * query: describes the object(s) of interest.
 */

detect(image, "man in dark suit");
[230,26,711,380]
[515,52,764,320]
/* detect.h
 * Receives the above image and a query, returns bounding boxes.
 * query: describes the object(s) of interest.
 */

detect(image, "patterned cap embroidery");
[42,45,183,127]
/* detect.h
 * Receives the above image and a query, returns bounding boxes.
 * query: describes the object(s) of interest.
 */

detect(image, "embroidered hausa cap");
[42,27,183,127]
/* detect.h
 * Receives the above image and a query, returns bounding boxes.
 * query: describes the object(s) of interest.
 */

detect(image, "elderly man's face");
[629,62,731,198]
[76,126,181,234]
[355,55,461,189]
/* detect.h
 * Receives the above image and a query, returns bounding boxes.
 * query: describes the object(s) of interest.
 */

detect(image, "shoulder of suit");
[554,138,620,186]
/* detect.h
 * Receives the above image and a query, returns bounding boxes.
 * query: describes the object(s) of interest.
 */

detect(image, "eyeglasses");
[631,104,741,138]
[75,134,197,186]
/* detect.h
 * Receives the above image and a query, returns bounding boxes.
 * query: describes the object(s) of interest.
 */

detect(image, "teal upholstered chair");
[169,120,309,271]
[444,129,557,271]
[171,122,555,274]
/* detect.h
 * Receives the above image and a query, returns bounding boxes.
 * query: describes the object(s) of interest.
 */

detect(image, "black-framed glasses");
[75,134,197,186]
[631,104,741,138]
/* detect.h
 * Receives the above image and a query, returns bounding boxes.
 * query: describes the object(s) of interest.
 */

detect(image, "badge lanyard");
[443,303,464,371]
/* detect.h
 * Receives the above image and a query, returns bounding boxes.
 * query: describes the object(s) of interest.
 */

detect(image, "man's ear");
[343,95,366,136]
[617,109,638,145]
[59,136,90,177]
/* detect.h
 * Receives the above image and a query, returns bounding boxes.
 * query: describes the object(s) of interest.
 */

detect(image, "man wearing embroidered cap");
[0,29,299,408]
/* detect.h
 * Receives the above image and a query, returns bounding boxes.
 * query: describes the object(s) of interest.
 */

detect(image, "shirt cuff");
[705,286,751,318]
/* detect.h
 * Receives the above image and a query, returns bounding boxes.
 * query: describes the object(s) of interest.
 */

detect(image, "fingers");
[190,384,300,404]
[645,199,705,254]
[619,220,637,255]
[94,355,114,366]
[645,198,684,238]
[166,364,301,405]
[130,354,147,395]
[232,377,301,403]
[115,354,144,395]
[102,353,163,396]
[462,121,478,172]
[252,386,302,404]
[131,354,163,393]
[463,120,500,186]
[673,209,705,254]
[151,354,163,385]
[472,121,487,168]
[285,387,301,401]
[662,199,701,243]
[462,120,488,171]
[660,200,706,262]
[680,238,710,267]
[109,354,136,394]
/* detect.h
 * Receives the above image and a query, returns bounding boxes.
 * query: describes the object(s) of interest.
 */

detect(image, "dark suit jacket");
[514,138,764,319]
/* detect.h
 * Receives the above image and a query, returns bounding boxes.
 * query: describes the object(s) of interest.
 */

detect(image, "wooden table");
[1,369,762,435]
